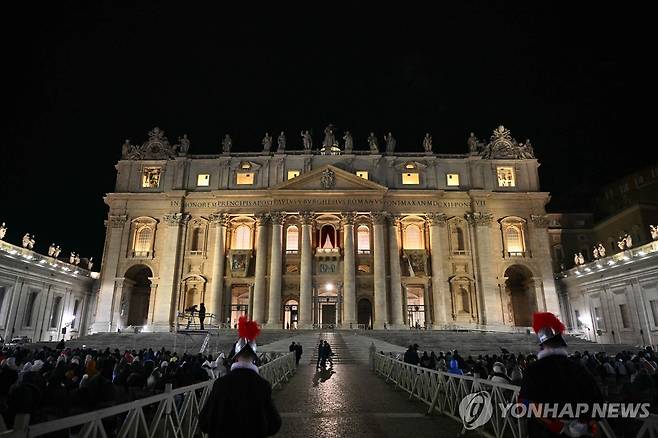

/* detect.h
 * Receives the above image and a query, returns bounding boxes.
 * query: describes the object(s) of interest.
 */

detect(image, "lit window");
[357,225,370,253]
[446,173,460,186]
[287,170,300,180]
[356,171,369,180]
[240,162,252,169]
[505,226,524,254]
[233,225,252,249]
[402,172,420,185]
[405,163,416,169]
[134,226,153,254]
[142,167,161,188]
[496,167,515,187]
[237,173,254,185]
[574,310,583,329]
[403,224,424,249]
[286,225,299,252]
[197,174,210,186]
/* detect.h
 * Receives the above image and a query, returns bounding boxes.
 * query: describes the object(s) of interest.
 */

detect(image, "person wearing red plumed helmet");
[199,317,281,438]
[519,312,602,437]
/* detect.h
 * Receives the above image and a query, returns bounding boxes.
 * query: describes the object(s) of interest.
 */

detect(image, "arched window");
[190,227,205,252]
[233,225,252,250]
[357,225,370,253]
[286,225,299,252]
[134,226,153,254]
[505,226,524,254]
[50,296,62,328]
[320,224,335,249]
[403,224,423,250]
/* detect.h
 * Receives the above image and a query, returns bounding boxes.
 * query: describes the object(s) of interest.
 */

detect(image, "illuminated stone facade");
[91,126,559,332]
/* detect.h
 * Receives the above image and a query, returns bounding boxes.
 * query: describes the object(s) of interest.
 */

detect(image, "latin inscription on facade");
[170,199,485,209]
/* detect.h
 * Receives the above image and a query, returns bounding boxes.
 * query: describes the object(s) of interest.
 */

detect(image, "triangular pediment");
[272,165,387,192]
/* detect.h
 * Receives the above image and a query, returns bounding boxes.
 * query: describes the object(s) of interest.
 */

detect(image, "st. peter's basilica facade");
[91,125,559,332]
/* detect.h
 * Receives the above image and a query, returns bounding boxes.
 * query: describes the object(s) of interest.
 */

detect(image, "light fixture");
[325,283,334,291]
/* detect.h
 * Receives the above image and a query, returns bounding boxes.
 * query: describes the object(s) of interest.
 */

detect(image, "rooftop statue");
[322,125,336,149]
[53,245,62,258]
[422,133,433,153]
[301,130,313,151]
[222,134,232,154]
[48,244,56,257]
[277,132,286,152]
[651,225,658,241]
[0,222,6,240]
[177,134,190,155]
[343,131,353,153]
[384,132,396,154]
[597,243,606,258]
[262,133,272,153]
[368,132,379,153]
[467,132,480,154]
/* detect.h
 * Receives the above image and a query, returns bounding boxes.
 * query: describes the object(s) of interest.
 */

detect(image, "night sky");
[1,3,651,263]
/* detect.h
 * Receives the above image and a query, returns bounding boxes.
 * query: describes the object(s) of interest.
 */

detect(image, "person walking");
[199,303,206,330]
[294,343,303,366]
[316,341,325,369]
[324,341,334,367]
[200,316,281,438]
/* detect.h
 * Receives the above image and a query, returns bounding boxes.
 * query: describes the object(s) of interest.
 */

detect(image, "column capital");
[107,214,128,228]
[386,213,403,227]
[269,211,285,225]
[340,211,357,226]
[371,211,387,225]
[465,212,494,227]
[426,213,447,227]
[209,212,230,227]
[254,213,269,226]
[530,214,549,228]
[299,211,315,225]
[163,212,190,227]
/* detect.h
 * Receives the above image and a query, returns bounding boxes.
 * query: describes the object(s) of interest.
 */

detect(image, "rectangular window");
[287,170,300,180]
[72,299,80,329]
[619,304,631,328]
[50,296,62,328]
[23,292,38,327]
[356,171,368,180]
[574,310,583,329]
[594,306,605,330]
[237,172,254,185]
[650,300,658,326]
[197,174,210,186]
[142,167,162,188]
[446,173,460,186]
[496,166,515,187]
[402,172,420,185]
[0,286,6,316]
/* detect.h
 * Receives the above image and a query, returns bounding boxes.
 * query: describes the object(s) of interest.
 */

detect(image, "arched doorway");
[357,298,372,329]
[283,299,298,329]
[503,265,537,327]
[123,265,153,327]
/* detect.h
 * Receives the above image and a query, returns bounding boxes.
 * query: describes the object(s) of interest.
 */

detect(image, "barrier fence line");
[0,351,297,438]
[371,352,658,438]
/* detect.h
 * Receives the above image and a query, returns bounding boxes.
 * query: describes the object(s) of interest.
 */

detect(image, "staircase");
[309,332,357,365]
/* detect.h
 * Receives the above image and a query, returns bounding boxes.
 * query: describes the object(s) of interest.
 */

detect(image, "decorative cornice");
[269,211,285,225]
[465,212,494,226]
[108,215,128,228]
[299,211,315,225]
[371,212,388,225]
[340,211,357,226]
[530,214,549,228]
[163,212,190,227]
[209,212,230,227]
[426,213,448,227]
[121,127,178,160]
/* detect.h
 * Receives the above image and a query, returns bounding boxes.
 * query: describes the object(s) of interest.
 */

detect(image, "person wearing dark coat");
[199,316,280,438]
[294,343,303,366]
[520,312,602,438]
[198,303,206,330]
[403,344,420,366]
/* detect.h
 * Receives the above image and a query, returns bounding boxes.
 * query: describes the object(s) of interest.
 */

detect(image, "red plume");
[238,316,261,341]
[532,312,565,335]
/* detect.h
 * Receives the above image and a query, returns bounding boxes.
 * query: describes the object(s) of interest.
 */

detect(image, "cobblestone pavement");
[272,332,471,438]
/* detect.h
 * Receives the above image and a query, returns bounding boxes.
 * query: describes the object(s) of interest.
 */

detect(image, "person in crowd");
[520,312,602,437]
[403,344,420,366]
[490,362,512,384]
[323,341,334,367]
[294,342,303,366]
[199,303,206,330]
[316,341,325,369]
[447,359,463,375]
[199,316,280,438]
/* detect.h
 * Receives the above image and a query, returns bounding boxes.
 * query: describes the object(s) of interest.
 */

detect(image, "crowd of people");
[0,340,277,428]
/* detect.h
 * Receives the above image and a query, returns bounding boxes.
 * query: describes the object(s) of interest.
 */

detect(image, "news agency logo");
[459,391,493,430]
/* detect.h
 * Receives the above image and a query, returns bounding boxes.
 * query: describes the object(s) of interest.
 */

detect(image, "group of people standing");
[316,340,335,369]
[288,342,303,366]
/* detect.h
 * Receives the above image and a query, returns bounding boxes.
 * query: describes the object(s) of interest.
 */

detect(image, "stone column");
[428,213,448,326]
[299,212,314,328]
[423,283,432,326]
[209,212,229,325]
[266,212,284,328]
[341,212,357,327]
[372,212,389,329]
[387,214,405,328]
[152,212,188,330]
[252,214,269,324]
[529,214,561,315]
[466,212,501,326]
[91,215,128,332]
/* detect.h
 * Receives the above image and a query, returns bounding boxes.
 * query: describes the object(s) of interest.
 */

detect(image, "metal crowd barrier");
[371,352,658,438]
[0,351,297,438]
